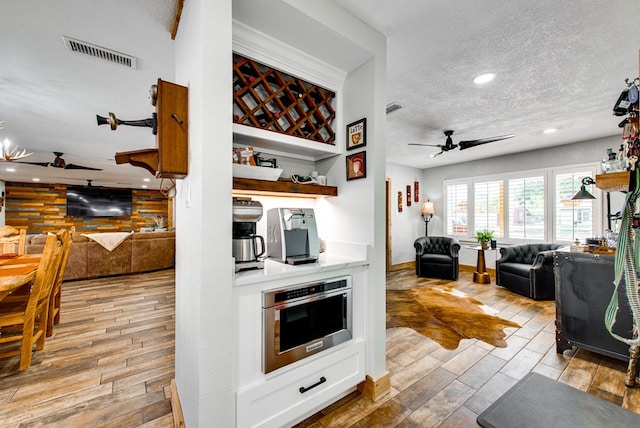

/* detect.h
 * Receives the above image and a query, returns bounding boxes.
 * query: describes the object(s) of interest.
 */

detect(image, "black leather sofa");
[414,236,461,280]
[495,243,563,300]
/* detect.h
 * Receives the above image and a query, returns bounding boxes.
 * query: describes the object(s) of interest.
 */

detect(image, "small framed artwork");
[406,185,412,206]
[346,118,366,150]
[346,151,366,180]
[397,191,403,212]
[414,181,420,202]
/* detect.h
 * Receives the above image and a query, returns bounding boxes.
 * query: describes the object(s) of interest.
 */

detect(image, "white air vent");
[62,36,137,69]
[386,102,403,114]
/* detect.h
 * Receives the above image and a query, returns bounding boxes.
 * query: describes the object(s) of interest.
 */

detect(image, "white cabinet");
[233,257,367,428]
[236,341,364,428]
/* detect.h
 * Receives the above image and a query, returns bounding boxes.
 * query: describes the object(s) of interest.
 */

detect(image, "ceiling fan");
[410,130,515,158]
[16,152,103,171]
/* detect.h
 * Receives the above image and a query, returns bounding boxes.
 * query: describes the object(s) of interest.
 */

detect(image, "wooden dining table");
[0,255,41,301]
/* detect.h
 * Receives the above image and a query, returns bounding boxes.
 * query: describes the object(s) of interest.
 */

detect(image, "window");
[554,171,595,242]
[444,164,598,244]
[446,183,468,236]
[474,181,504,237]
[508,176,545,240]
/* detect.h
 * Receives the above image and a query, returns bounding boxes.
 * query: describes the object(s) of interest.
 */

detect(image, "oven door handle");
[299,376,326,394]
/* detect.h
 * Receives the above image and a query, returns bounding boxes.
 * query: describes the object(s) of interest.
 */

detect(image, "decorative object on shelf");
[571,176,596,200]
[346,151,366,181]
[346,118,366,151]
[232,54,336,144]
[113,78,189,185]
[420,200,435,236]
[475,229,494,249]
[397,191,403,213]
[414,181,419,202]
[406,185,411,206]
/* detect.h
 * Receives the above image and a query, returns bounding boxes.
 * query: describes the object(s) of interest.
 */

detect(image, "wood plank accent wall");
[4,182,170,234]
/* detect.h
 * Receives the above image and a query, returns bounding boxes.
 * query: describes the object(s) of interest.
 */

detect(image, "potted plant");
[476,229,494,249]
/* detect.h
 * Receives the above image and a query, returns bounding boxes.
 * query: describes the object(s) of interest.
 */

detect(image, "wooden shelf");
[233,178,337,198]
[596,171,630,192]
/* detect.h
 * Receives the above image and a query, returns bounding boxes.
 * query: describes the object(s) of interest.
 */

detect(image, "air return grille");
[62,36,137,69]
[386,102,403,114]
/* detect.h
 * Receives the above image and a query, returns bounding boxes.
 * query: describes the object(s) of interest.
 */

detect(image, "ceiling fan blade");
[458,134,515,150]
[14,161,51,167]
[430,151,444,158]
[64,164,103,171]
[408,143,444,148]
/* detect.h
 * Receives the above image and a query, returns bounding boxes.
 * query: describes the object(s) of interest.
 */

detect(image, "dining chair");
[17,228,27,256]
[46,228,72,337]
[0,230,64,370]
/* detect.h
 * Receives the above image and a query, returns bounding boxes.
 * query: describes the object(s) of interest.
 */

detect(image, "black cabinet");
[554,251,633,361]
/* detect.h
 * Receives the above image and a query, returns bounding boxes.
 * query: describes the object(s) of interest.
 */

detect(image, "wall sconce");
[420,200,435,237]
[571,177,596,200]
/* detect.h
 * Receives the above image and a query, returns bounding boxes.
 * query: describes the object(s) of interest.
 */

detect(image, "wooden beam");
[171,0,185,40]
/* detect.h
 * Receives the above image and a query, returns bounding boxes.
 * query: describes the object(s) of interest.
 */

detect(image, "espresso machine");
[232,197,265,272]
[267,207,319,265]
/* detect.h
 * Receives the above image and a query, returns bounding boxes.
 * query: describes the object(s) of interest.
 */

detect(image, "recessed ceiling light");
[543,128,558,134]
[143,178,150,182]
[32,177,40,182]
[5,167,15,172]
[141,185,148,189]
[473,73,496,85]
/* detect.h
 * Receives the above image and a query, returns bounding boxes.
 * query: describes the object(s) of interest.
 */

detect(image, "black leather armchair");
[414,236,461,280]
[495,243,563,300]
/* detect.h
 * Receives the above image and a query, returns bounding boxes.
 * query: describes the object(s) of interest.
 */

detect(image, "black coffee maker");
[232,197,265,272]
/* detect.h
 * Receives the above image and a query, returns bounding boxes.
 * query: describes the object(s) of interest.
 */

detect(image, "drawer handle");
[299,376,326,394]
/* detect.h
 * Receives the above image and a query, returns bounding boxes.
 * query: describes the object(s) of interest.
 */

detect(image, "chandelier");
[0,121,32,161]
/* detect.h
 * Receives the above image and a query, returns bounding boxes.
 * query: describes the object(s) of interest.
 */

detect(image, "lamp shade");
[571,177,596,200]
[420,201,435,215]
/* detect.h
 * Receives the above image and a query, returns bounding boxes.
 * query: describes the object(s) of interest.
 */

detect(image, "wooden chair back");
[46,228,72,336]
[17,229,27,256]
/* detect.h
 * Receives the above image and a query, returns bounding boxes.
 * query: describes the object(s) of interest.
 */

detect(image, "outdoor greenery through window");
[444,165,597,243]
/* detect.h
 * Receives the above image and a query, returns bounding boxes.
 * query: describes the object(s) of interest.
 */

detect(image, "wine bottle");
[238,62,260,83]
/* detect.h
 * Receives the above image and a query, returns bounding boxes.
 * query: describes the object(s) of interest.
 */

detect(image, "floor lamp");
[420,200,435,237]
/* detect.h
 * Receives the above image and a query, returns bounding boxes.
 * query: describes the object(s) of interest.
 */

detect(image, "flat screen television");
[66,186,133,217]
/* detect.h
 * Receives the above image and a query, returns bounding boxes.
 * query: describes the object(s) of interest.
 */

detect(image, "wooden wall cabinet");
[115,79,188,179]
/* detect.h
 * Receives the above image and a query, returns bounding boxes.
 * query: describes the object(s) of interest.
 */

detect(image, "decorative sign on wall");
[346,151,366,180]
[346,118,366,150]
[397,191,403,212]
[414,181,420,202]
[406,185,412,206]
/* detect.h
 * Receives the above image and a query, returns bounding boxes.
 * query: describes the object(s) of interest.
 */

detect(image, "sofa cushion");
[497,262,531,278]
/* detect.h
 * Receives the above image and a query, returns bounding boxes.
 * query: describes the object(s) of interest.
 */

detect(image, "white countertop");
[233,252,368,287]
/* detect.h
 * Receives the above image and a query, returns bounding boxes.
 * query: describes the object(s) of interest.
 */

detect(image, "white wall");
[389,135,624,268]
[173,0,235,426]
[386,163,425,265]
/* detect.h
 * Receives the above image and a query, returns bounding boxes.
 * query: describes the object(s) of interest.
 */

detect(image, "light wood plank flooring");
[2,267,640,427]
[296,267,640,428]
[0,269,175,428]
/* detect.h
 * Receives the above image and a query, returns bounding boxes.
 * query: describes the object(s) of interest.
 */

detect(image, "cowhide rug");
[386,285,521,349]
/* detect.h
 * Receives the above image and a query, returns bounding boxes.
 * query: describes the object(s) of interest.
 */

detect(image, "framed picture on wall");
[346,151,366,180]
[406,185,412,206]
[414,181,420,202]
[346,118,366,150]
[397,191,403,212]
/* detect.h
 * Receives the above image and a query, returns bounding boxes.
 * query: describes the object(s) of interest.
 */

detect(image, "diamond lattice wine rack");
[233,54,336,144]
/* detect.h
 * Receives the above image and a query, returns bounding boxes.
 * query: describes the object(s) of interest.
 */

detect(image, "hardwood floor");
[0,269,175,428]
[2,266,639,427]
[296,267,640,428]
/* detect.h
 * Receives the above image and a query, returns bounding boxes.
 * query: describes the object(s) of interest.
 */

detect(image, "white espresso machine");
[266,208,319,265]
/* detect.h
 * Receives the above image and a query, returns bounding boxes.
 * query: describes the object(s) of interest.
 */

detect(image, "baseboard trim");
[171,379,185,428]
[358,372,391,402]
[389,261,414,272]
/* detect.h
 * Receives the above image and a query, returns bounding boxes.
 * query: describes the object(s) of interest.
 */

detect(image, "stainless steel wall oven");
[262,276,352,374]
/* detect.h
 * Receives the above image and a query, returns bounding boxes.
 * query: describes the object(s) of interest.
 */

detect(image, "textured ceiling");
[0,0,639,189]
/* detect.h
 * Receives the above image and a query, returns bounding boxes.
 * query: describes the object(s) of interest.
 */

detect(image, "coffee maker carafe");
[233,197,265,272]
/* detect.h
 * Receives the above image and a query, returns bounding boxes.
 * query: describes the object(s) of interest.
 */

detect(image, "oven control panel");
[264,277,351,307]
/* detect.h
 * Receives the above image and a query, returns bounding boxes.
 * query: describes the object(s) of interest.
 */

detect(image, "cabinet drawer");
[237,343,364,428]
